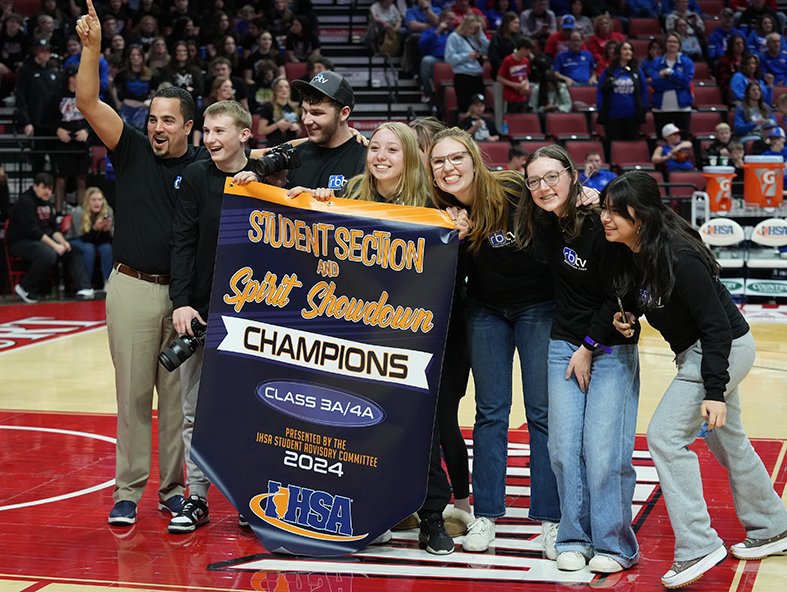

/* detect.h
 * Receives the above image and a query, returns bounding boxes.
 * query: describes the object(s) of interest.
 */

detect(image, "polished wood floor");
[1,299,786,592]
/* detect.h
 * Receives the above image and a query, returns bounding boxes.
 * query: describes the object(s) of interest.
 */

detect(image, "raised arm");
[75,0,123,151]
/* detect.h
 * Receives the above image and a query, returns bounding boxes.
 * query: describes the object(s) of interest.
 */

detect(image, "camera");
[255,142,301,178]
[158,318,207,372]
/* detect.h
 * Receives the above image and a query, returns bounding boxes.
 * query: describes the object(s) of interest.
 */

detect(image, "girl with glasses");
[602,171,787,588]
[428,127,562,558]
[515,144,640,574]
[307,122,466,556]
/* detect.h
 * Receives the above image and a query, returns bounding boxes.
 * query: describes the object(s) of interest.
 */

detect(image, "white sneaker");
[556,551,587,571]
[14,284,38,304]
[731,528,787,560]
[76,288,95,300]
[661,545,727,589]
[541,521,559,560]
[589,554,624,573]
[462,517,495,552]
[370,529,392,545]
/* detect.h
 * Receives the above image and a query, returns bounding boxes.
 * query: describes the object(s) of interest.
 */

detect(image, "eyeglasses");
[430,151,469,170]
[524,167,570,191]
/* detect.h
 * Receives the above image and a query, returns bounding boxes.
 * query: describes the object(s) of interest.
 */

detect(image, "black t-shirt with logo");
[109,124,209,275]
[287,136,366,193]
[539,211,633,348]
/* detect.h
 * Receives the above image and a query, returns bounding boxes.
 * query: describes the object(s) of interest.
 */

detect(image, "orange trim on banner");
[223,180,455,230]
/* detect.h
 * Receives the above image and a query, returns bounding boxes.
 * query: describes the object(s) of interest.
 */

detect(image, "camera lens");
[158,335,200,372]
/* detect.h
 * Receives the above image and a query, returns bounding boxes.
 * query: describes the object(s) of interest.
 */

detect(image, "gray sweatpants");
[647,331,787,561]
[180,346,211,499]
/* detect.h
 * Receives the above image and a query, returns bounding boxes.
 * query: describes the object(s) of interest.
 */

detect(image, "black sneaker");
[168,495,209,534]
[158,494,185,516]
[418,515,455,555]
[238,513,250,529]
[108,500,137,526]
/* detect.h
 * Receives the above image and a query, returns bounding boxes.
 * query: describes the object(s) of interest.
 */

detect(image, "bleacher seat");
[629,18,662,38]
[693,61,715,85]
[443,86,458,125]
[611,141,653,169]
[772,86,787,108]
[519,140,552,154]
[545,112,590,141]
[629,39,651,59]
[285,62,307,81]
[568,86,597,111]
[693,85,727,113]
[640,111,658,141]
[666,170,705,198]
[690,111,724,139]
[89,145,108,175]
[647,171,665,185]
[565,140,604,166]
[505,113,545,140]
[589,112,604,138]
[433,62,453,101]
[480,141,513,169]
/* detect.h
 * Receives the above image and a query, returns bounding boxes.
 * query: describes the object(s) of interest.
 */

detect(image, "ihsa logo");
[249,480,367,542]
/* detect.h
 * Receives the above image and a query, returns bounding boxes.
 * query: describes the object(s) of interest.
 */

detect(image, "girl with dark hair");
[640,38,664,85]
[597,41,648,141]
[729,53,773,106]
[716,34,746,106]
[285,15,321,63]
[515,144,640,575]
[650,32,694,138]
[528,64,571,114]
[732,81,776,142]
[601,171,787,589]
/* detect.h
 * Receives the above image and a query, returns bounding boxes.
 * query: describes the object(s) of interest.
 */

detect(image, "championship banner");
[192,180,459,556]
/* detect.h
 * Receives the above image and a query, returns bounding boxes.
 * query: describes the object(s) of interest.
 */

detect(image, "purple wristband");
[583,335,612,354]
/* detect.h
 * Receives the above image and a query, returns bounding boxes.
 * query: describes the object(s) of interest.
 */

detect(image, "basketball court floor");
[1,299,786,592]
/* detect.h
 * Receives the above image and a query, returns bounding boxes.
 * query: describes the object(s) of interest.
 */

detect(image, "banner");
[192,181,459,556]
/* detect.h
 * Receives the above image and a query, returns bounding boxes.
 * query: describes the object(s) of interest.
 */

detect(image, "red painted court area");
[1,409,784,592]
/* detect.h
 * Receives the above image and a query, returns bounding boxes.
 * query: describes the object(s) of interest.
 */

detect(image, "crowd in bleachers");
[1,0,787,209]
[397,0,787,184]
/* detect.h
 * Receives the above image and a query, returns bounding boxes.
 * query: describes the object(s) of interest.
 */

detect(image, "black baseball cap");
[33,38,52,51]
[470,93,485,104]
[292,71,355,109]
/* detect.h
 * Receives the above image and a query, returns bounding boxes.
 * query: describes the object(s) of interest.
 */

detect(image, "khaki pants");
[106,268,185,504]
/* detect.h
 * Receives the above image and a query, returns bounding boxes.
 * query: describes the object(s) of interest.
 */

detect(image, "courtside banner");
[192,180,459,556]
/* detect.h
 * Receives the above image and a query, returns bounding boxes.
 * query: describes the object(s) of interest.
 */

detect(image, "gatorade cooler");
[743,155,784,208]
[702,166,736,213]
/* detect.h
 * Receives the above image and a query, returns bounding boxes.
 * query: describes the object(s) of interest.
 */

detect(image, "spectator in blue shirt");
[708,8,744,64]
[729,53,773,106]
[418,9,455,102]
[760,33,787,85]
[553,31,596,86]
[626,0,659,18]
[402,0,441,76]
[579,151,617,192]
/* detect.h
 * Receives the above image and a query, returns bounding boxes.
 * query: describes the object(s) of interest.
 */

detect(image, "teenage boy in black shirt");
[286,71,366,194]
[167,100,257,533]
[7,172,94,303]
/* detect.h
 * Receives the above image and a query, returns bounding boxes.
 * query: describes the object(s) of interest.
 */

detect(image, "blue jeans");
[71,239,113,282]
[467,300,560,522]
[547,339,640,566]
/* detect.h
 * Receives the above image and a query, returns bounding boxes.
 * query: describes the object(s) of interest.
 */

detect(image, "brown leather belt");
[114,263,170,285]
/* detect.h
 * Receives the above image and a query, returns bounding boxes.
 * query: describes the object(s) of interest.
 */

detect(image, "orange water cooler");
[743,155,784,208]
[701,166,736,213]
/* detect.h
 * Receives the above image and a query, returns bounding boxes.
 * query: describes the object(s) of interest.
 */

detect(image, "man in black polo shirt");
[76,0,204,527]
[286,71,367,194]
